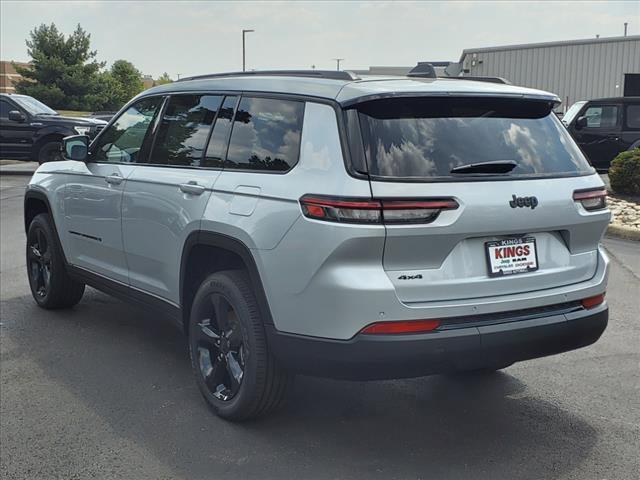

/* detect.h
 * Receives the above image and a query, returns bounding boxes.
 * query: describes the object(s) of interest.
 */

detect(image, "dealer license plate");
[485,237,538,277]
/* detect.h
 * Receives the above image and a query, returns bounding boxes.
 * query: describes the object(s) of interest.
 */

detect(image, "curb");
[0,169,36,176]
[606,224,640,241]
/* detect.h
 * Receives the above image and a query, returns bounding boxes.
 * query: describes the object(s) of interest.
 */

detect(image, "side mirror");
[63,135,89,161]
[575,116,588,129]
[8,110,26,122]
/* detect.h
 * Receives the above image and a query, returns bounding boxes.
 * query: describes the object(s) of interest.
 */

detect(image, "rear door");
[64,96,163,283]
[121,94,236,303]
[351,96,608,304]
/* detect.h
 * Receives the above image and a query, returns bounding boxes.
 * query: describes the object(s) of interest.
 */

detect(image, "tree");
[155,72,173,86]
[14,23,144,111]
[15,23,104,110]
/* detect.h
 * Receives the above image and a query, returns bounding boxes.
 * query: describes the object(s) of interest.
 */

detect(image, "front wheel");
[26,213,85,308]
[37,141,63,164]
[188,270,291,421]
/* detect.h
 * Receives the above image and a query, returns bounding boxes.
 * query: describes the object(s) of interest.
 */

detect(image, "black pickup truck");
[0,93,107,163]
[563,96,640,170]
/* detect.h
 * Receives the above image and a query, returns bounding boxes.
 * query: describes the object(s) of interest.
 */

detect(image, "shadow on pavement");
[2,290,597,479]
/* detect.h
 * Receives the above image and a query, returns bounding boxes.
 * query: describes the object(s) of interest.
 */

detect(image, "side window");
[625,104,640,130]
[0,100,14,118]
[151,94,222,167]
[583,105,620,129]
[226,97,305,172]
[203,96,237,168]
[93,97,163,163]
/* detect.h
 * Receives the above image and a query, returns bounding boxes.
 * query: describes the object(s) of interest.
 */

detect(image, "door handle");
[179,181,205,195]
[104,174,123,185]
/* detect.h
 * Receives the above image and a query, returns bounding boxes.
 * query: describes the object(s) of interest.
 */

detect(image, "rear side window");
[226,97,304,172]
[583,105,620,129]
[151,94,222,166]
[626,104,640,129]
[354,97,592,180]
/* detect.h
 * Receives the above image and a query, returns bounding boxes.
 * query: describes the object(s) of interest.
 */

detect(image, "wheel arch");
[180,231,274,334]
[24,189,71,266]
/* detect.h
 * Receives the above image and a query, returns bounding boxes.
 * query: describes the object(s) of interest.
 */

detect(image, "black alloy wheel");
[27,226,52,299]
[194,293,247,401]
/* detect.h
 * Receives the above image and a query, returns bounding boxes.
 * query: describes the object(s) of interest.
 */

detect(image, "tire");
[188,270,291,421]
[26,213,85,309]
[37,141,63,164]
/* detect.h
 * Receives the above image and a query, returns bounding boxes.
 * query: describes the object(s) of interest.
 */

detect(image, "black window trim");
[201,94,240,170]
[0,97,28,119]
[87,90,335,175]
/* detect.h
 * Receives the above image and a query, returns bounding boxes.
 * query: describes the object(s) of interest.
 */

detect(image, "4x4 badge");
[509,195,538,209]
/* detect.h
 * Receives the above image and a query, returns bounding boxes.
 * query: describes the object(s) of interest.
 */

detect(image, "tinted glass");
[12,95,57,115]
[583,105,619,129]
[93,97,163,163]
[356,97,591,179]
[226,97,304,172]
[626,104,640,129]
[0,100,12,118]
[204,96,237,168]
[152,95,221,167]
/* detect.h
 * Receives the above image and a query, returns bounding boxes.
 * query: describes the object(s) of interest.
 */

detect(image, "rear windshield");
[353,97,592,180]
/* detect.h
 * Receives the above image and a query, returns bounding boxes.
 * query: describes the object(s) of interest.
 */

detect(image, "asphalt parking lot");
[1,174,639,480]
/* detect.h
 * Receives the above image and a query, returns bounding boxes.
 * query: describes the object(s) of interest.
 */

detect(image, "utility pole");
[242,29,255,72]
[624,22,628,37]
[176,73,181,80]
[333,58,344,71]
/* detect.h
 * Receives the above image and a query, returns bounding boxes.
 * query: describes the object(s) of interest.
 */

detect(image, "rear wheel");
[37,141,63,164]
[26,213,85,308]
[188,270,291,421]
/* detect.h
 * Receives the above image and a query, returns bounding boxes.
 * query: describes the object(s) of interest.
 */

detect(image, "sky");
[1,0,638,79]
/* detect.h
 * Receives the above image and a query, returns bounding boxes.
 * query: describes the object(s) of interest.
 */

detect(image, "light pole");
[333,58,344,71]
[242,29,254,72]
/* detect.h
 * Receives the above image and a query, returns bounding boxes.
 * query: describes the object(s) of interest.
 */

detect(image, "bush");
[609,148,640,196]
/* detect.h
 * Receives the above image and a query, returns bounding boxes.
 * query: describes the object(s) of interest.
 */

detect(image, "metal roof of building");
[460,35,640,60]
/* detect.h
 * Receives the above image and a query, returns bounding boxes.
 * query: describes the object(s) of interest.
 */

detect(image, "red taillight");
[299,195,458,224]
[360,319,441,334]
[573,188,607,211]
[581,293,605,309]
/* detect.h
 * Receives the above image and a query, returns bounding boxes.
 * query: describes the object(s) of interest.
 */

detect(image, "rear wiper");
[450,160,517,174]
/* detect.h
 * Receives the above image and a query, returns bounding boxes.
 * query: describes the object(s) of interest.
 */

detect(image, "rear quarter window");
[353,97,592,180]
[225,97,304,172]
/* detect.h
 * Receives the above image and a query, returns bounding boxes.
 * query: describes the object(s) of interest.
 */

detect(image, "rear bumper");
[267,303,608,380]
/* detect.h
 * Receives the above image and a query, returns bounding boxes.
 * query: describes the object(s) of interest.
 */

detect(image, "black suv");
[563,96,640,170]
[0,93,107,163]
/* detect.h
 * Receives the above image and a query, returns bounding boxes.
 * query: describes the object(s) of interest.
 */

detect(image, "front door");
[63,96,164,283]
[122,94,236,303]
[571,103,623,169]
[0,98,34,159]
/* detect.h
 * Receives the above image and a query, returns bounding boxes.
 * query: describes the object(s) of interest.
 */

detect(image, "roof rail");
[446,76,511,85]
[177,70,360,82]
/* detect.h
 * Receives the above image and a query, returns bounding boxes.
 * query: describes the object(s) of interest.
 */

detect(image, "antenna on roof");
[406,62,437,79]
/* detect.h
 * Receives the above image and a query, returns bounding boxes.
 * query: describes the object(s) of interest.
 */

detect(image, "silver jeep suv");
[24,70,610,420]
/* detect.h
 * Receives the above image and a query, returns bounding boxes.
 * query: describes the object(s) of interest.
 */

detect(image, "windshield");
[562,101,587,125]
[354,97,592,180]
[13,95,58,116]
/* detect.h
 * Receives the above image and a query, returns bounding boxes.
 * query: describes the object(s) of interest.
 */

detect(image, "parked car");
[563,96,640,170]
[24,71,610,420]
[0,93,107,163]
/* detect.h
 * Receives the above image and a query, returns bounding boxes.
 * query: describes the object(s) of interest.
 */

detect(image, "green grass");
[57,110,92,117]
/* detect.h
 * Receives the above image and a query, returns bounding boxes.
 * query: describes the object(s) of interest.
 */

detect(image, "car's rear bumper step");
[266,304,608,380]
